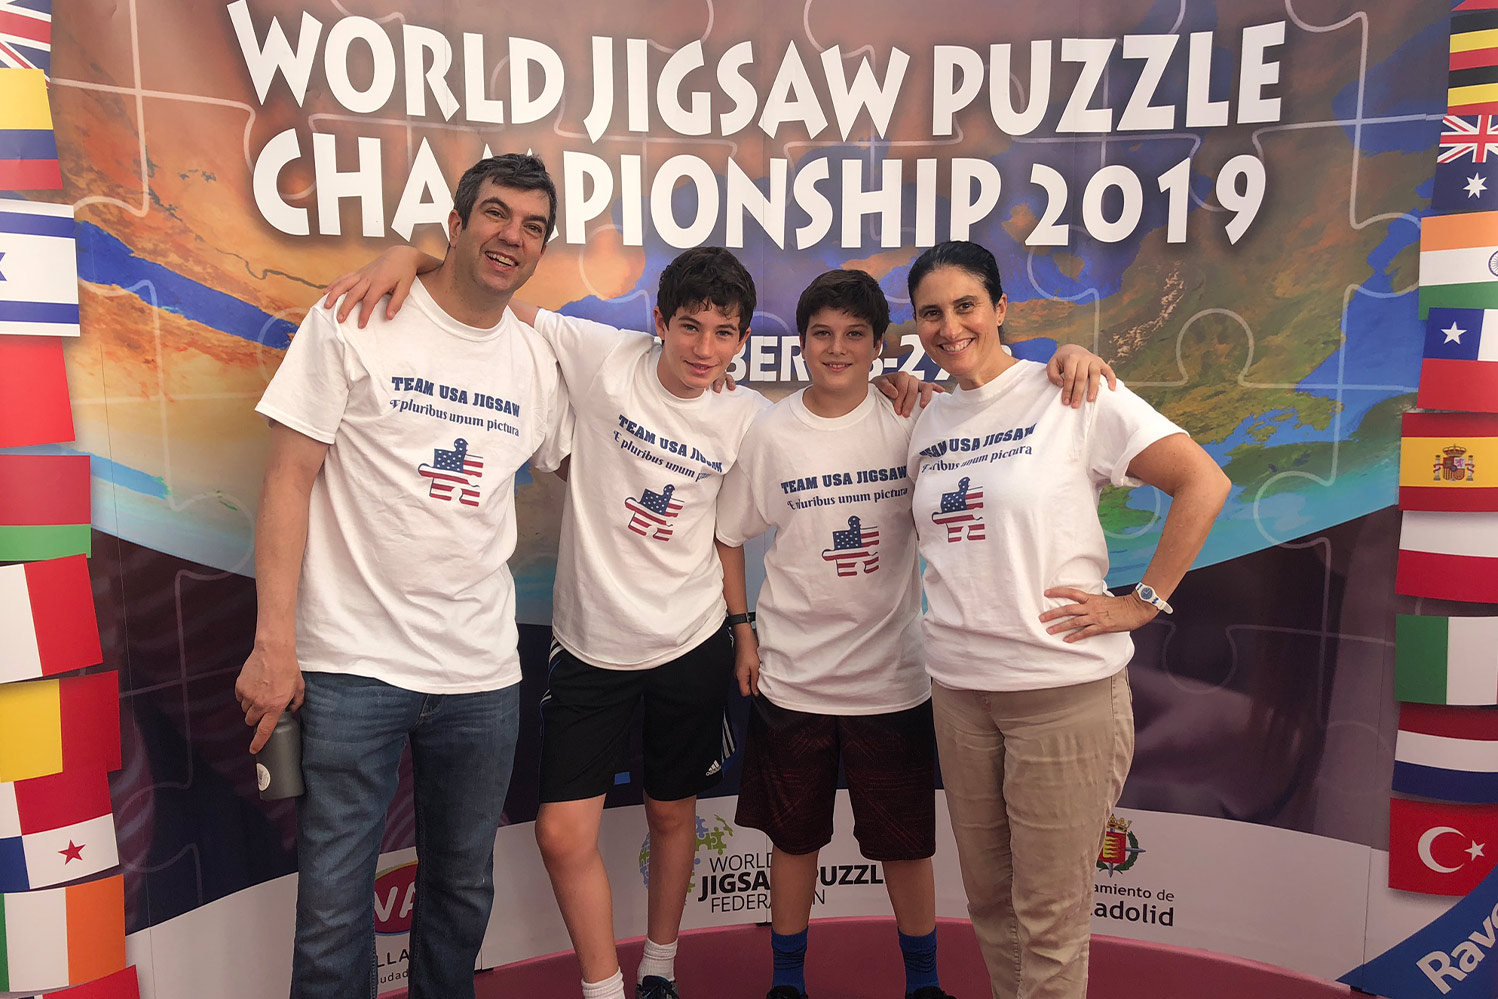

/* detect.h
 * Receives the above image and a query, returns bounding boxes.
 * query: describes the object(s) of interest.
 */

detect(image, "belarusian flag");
[0,556,101,683]
[1419,210,1498,315]
[0,767,118,891]
[0,875,125,991]
[0,454,90,561]
[0,673,120,783]
[1397,615,1498,706]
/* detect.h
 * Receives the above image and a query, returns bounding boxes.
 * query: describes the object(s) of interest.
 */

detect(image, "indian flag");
[0,875,125,991]
[0,556,101,683]
[1396,615,1498,705]
[1419,211,1498,316]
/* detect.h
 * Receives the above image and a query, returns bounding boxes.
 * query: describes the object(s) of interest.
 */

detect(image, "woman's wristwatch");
[726,612,754,627]
[1132,583,1173,615]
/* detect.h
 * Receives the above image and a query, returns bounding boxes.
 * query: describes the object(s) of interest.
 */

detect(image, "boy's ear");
[737,325,751,344]
[653,306,668,337]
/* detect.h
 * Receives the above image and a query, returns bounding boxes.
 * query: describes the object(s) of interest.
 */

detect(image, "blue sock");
[771,927,809,992]
[898,928,939,994]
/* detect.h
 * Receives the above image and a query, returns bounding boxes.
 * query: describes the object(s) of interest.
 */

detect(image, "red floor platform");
[461,918,1352,999]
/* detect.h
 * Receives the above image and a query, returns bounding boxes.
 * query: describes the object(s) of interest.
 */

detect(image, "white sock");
[637,937,679,983]
[582,969,627,999]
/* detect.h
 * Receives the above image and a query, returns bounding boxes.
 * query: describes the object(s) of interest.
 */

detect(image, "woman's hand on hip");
[1039,586,1157,642]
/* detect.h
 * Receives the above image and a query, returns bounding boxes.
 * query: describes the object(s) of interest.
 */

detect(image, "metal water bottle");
[255,711,305,800]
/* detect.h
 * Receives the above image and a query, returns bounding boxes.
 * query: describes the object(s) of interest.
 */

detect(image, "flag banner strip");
[1398,701,1498,739]
[0,207,71,237]
[1453,46,1498,70]
[1457,0,1498,11]
[1423,308,1498,359]
[1419,359,1498,409]
[1453,84,1498,110]
[1402,412,1498,436]
[0,524,90,562]
[1399,510,1498,557]
[1396,550,1498,603]
[0,302,79,323]
[0,454,89,525]
[1396,730,1498,771]
[1455,12,1498,36]
[1419,282,1498,315]
[1449,98,1498,115]
[1420,245,1498,285]
[1453,63,1498,88]
[0,70,51,129]
[14,966,140,999]
[0,129,55,159]
[0,11,48,46]
[1399,486,1498,510]
[1392,760,1498,802]
[1421,210,1498,250]
[0,161,60,190]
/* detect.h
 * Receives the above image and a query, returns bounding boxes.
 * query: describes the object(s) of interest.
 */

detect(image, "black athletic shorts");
[735,695,937,861]
[538,627,735,803]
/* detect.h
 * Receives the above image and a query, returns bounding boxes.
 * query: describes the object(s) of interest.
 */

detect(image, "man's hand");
[1038,586,1158,642]
[322,246,434,328]
[872,371,942,416]
[1046,344,1117,407]
[734,631,761,697]
[234,641,305,753]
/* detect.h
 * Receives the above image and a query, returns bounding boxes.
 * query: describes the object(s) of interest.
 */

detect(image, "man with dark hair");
[235,153,570,999]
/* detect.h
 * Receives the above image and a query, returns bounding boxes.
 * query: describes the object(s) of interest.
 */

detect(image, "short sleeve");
[254,307,351,444]
[715,433,770,546]
[530,364,574,474]
[1085,380,1188,488]
[531,309,645,396]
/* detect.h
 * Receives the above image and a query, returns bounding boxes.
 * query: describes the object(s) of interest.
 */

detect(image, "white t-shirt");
[907,360,1185,693]
[531,309,770,670]
[717,386,927,715]
[255,278,569,694]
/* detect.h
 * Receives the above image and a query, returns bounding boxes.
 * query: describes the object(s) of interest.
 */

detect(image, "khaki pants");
[932,671,1134,999]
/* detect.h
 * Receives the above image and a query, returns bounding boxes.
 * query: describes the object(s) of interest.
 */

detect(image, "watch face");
[1138,585,1156,601]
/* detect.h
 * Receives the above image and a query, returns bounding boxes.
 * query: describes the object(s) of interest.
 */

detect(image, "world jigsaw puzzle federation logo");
[638,814,734,891]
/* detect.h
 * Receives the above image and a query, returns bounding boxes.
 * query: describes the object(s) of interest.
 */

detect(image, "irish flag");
[0,673,120,783]
[0,767,118,891]
[0,876,125,991]
[1419,211,1498,315]
[1393,703,1498,803]
[1396,615,1498,705]
[1396,510,1498,603]
[0,556,101,683]
[0,454,90,561]
[1398,413,1498,511]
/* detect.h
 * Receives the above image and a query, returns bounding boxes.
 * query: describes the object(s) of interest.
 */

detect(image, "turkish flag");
[1389,798,1498,896]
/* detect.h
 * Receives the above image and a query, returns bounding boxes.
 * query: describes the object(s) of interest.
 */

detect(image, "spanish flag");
[1399,413,1498,511]
[0,672,119,783]
[0,876,125,991]
[0,69,59,190]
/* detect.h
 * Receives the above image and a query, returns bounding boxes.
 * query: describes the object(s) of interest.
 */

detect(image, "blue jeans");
[291,672,519,999]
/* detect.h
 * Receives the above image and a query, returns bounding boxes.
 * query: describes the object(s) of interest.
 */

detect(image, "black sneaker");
[767,988,808,999]
[906,989,955,999]
[636,976,681,999]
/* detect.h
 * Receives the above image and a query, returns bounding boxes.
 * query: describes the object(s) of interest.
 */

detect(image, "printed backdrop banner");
[34,1,1480,997]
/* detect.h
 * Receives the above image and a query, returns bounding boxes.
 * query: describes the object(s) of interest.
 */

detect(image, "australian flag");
[0,0,50,75]
[417,438,484,506]
[821,515,880,576]
[932,476,985,542]
[624,483,684,540]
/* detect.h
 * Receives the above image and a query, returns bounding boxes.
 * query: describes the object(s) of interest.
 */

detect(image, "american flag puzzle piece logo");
[932,475,985,542]
[417,437,484,507]
[624,483,684,540]
[821,515,880,576]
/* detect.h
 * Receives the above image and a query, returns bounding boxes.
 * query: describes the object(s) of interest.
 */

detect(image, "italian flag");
[1396,614,1498,705]
[0,556,101,683]
[0,876,125,991]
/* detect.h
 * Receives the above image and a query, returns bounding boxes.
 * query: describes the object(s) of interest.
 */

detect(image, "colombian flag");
[0,672,120,782]
[0,69,59,190]
[0,876,125,991]
[1399,413,1498,511]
